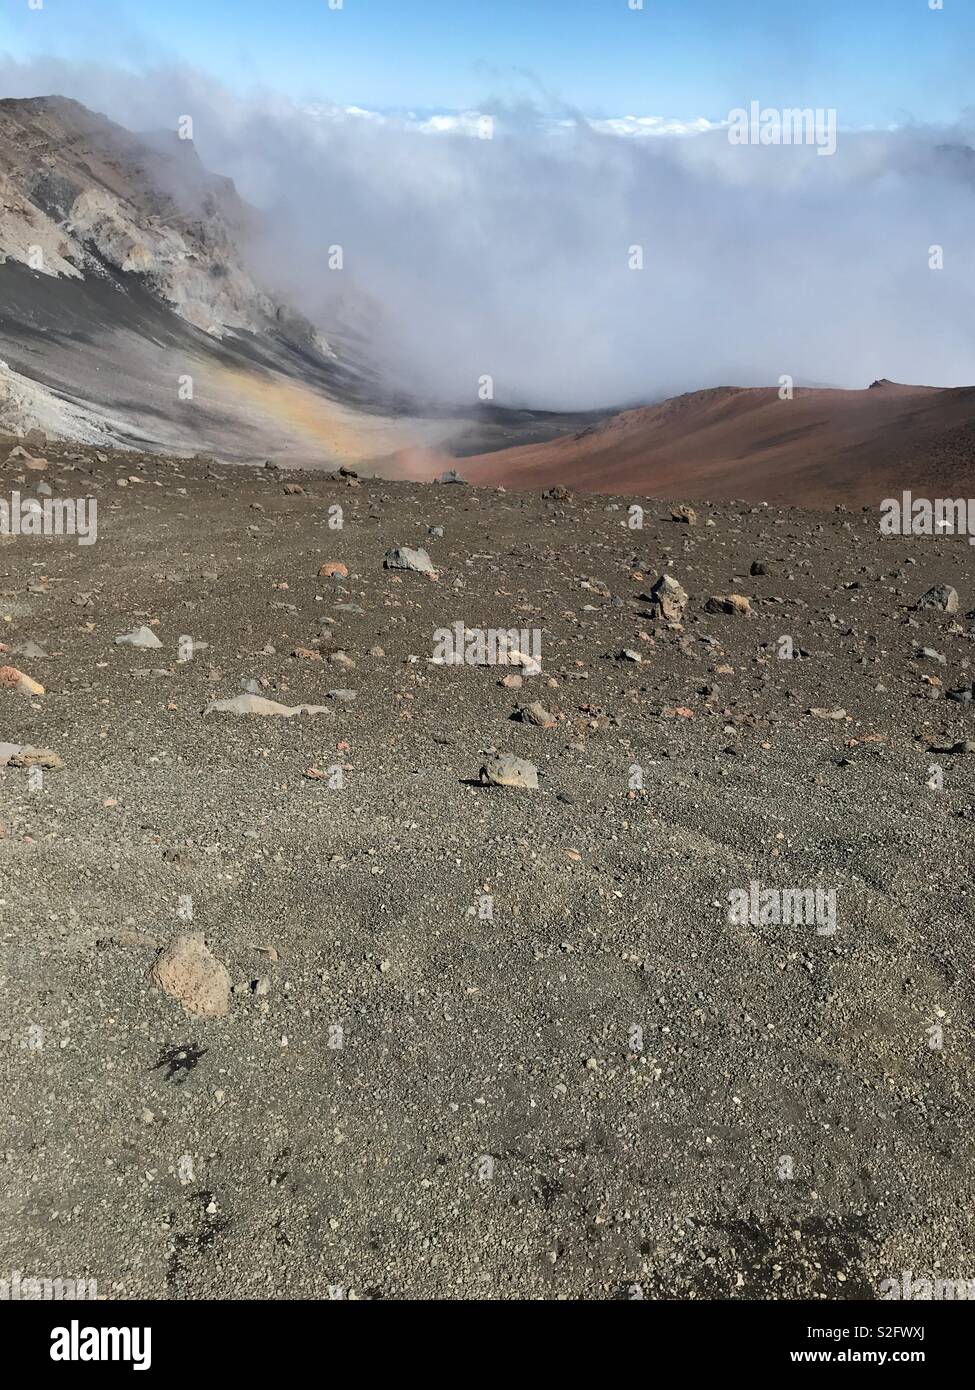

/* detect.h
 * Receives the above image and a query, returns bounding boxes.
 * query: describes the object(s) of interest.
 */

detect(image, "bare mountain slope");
[0,95,324,344]
[446,382,975,506]
[0,96,440,461]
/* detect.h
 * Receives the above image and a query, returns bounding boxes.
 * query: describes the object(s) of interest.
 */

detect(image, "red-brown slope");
[446,383,975,505]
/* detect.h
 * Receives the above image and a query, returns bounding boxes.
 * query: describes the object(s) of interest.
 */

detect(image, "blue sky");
[0,0,971,126]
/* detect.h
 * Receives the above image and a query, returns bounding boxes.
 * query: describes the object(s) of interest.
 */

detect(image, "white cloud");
[581,115,722,138]
[304,103,722,140]
[1,58,974,410]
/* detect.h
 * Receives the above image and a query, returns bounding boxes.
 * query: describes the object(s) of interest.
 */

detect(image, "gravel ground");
[2,442,973,1300]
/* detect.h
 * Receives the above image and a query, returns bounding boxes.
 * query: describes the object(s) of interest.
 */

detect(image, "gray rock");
[648,573,689,624]
[115,626,162,649]
[384,546,435,575]
[916,584,959,614]
[205,694,332,717]
[515,701,556,728]
[480,753,539,790]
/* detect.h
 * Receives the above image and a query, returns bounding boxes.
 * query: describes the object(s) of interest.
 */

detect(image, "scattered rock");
[671,505,697,524]
[648,573,689,623]
[204,694,332,717]
[115,626,162,649]
[809,707,847,720]
[7,745,64,770]
[705,594,752,616]
[150,932,231,1018]
[0,665,44,695]
[318,561,348,578]
[384,546,435,576]
[499,638,541,675]
[916,584,959,614]
[929,738,975,754]
[480,753,539,790]
[515,701,556,728]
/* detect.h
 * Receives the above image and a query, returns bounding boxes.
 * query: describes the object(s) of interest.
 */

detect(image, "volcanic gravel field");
[2,441,974,1300]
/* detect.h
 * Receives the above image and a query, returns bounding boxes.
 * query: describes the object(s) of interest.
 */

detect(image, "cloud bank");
[1,56,974,411]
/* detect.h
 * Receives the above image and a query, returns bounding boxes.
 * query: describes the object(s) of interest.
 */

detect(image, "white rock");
[204,694,332,717]
[116,626,162,649]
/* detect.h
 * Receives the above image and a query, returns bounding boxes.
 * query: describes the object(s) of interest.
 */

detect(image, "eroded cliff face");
[0,96,373,452]
[0,95,332,346]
